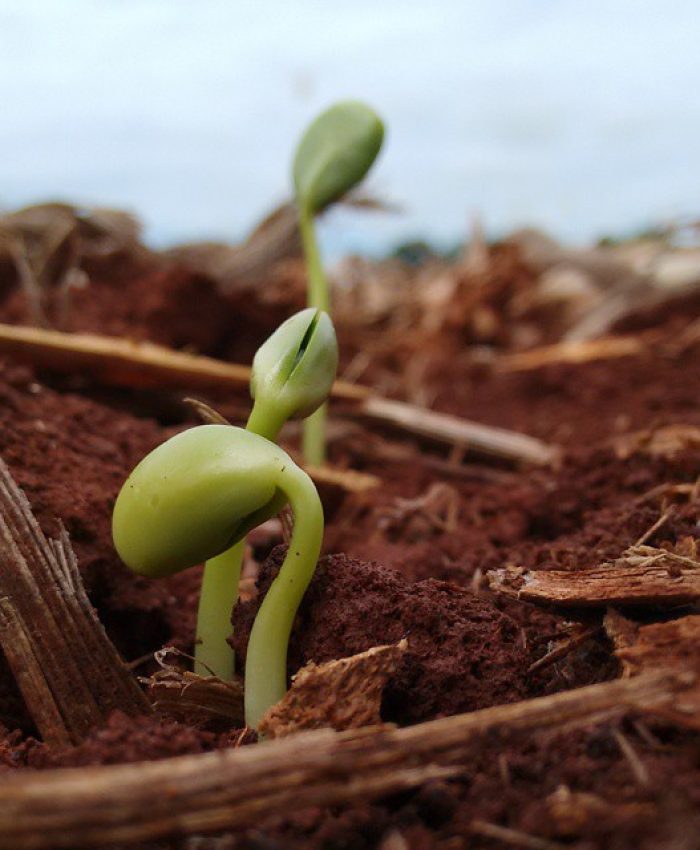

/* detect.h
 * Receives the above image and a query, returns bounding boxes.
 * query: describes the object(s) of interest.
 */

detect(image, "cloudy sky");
[1,0,698,254]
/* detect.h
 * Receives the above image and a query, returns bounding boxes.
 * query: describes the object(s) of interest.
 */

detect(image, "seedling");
[113,424,323,729]
[195,307,337,679]
[293,100,384,464]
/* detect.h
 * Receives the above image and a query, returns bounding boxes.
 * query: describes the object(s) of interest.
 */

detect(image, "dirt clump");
[233,549,528,724]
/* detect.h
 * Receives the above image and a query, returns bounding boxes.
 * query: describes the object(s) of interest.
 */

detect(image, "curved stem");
[244,462,323,728]
[195,404,283,679]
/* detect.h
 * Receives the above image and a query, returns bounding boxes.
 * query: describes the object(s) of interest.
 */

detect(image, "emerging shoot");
[113,425,323,729]
[195,307,337,679]
[292,100,384,464]
[249,307,338,431]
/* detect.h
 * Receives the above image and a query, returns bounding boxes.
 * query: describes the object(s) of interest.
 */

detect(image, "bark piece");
[0,669,693,849]
[608,612,700,676]
[147,673,244,727]
[0,458,149,746]
[605,610,700,727]
[259,641,407,738]
[145,649,244,727]
[613,424,700,460]
[489,545,700,608]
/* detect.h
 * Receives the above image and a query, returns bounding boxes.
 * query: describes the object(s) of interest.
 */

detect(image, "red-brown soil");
[0,246,698,849]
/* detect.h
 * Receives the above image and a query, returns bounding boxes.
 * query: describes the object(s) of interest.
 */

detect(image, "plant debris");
[0,457,149,746]
[604,609,700,728]
[143,648,245,728]
[259,640,407,738]
[489,543,700,608]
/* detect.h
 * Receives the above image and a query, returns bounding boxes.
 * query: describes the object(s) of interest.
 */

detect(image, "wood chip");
[604,610,700,728]
[144,649,244,726]
[489,545,700,608]
[0,458,149,746]
[0,669,693,848]
[608,612,700,677]
[613,424,700,460]
[259,641,407,739]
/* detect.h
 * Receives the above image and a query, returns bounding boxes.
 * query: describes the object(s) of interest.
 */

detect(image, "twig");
[469,820,567,850]
[495,337,645,372]
[0,458,149,746]
[358,396,556,466]
[527,626,602,674]
[612,728,650,787]
[6,241,49,328]
[633,509,673,547]
[0,670,692,848]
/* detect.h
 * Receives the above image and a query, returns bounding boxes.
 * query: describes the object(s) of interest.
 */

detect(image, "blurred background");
[1,0,698,256]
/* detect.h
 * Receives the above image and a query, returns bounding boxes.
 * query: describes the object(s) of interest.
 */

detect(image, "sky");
[0,0,698,256]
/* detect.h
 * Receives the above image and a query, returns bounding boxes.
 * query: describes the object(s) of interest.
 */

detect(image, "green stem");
[244,462,323,728]
[194,541,245,678]
[298,206,329,312]
[302,403,327,466]
[246,403,287,440]
[194,403,283,679]
[299,206,329,464]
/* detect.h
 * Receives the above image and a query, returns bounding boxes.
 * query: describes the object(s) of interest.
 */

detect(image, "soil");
[0,247,699,848]
[232,549,530,725]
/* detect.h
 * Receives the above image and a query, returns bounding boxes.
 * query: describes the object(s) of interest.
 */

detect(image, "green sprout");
[293,100,384,464]
[194,307,337,680]
[113,424,323,729]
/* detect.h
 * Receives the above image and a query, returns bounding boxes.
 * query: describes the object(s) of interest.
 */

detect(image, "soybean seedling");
[293,100,384,465]
[195,308,337,679]
[113,425,323,729]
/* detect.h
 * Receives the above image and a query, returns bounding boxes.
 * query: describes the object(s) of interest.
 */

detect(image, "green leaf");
[293,101,384,214]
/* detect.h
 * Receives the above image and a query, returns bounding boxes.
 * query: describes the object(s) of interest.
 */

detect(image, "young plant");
[292,100,384,464]
[112,424,323,729]
[195,307,337,679]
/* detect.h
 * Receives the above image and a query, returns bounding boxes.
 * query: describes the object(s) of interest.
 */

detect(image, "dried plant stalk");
[359,396,556,466]
[0,458,149,746]
[0,322,365,400]
[0,669,692,849]
[495,337,645,373]
[489,546,700,608]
